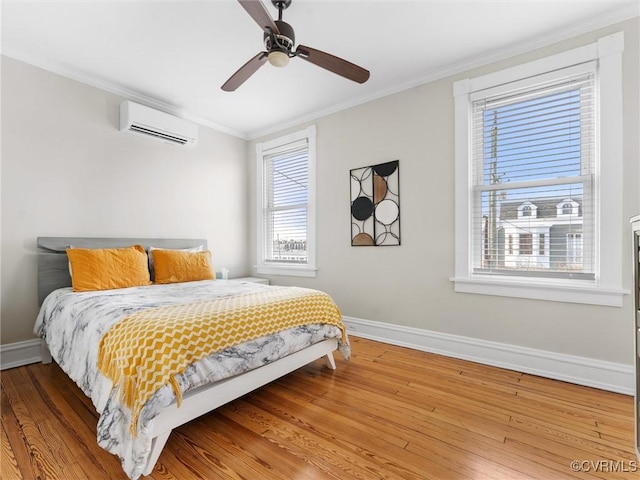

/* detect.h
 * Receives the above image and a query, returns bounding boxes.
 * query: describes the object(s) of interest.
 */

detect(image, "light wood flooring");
[1,336,638,479]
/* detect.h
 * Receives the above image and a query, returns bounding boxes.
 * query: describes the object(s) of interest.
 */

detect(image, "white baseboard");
[342,316,634,395]
[3,322,633,395]
[0,339,43,370]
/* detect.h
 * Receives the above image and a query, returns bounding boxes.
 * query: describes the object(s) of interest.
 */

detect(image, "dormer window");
[556,199,580,217]
[517,201,537,219]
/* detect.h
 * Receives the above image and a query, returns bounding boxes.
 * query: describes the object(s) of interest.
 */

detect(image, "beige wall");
[249,18,640,365]
[1,56,250,344]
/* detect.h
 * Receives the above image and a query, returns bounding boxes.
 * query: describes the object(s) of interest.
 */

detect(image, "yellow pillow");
[152,249,215,284]
[66,245,151,292]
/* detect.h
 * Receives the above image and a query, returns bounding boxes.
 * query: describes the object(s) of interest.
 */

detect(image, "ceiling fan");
[221,0,370,91]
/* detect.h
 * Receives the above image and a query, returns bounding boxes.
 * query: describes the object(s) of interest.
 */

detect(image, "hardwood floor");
[2,336,638,479]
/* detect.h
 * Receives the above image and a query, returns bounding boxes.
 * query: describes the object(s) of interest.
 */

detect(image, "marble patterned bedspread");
[34,279,350,479]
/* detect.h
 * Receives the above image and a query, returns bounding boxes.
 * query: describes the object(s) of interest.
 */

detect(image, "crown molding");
[0,46,248,140]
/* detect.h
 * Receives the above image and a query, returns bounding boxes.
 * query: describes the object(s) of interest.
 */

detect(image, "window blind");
[263,140,309,264]
[471,70,595,280]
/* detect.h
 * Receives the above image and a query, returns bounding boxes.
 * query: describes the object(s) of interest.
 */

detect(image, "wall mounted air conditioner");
[119,101,198,146]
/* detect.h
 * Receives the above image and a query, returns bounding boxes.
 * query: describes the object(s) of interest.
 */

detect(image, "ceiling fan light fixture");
[268,50,289,67]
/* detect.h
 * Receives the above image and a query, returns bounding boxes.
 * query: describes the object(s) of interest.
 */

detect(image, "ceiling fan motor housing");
[264,20,295,54]
[271,0,292,11]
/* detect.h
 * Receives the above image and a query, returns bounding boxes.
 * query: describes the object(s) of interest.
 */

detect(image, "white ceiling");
[2,1,638,139]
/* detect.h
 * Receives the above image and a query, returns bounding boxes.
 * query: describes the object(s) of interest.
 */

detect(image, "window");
[472,68,595,278]
[256,126,316,277]
[453,32,626,306]
[567,233,583,265]
[519,234,533,255]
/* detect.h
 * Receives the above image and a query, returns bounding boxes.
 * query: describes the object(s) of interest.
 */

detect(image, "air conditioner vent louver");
[128,125,190,145]
[119,101,198,147]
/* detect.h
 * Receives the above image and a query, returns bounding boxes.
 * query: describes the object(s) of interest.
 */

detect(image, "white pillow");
[148,245,204,281]
[67,244,75,277]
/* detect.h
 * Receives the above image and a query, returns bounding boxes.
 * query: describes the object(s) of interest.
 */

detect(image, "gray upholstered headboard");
[37,237,208,305]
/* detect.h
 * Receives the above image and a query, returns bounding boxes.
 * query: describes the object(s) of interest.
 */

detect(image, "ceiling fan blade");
[221,52,268,91]
[296,45,370,84]
[238,0,280,35]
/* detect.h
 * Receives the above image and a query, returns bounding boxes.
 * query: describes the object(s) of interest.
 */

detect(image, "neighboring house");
[271,238,307,263]
[484,197,583,271]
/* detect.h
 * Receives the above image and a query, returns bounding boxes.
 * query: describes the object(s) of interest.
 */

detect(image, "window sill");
[450,276,629,307]
[257,265,317,278]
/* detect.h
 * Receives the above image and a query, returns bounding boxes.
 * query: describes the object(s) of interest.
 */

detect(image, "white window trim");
[451,32,628,307]
[256,125,317,277]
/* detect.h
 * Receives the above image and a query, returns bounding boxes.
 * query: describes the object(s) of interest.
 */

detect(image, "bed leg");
[141,430,171,476]
[325,352,336,370]
[40,342,52,364]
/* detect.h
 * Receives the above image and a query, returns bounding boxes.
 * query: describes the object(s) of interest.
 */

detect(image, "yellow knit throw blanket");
[97,286,345,435]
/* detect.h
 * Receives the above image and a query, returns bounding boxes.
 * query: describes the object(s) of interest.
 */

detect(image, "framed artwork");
[350,160,400,246]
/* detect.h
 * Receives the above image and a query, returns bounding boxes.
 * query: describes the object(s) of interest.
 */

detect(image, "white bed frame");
[142,339,336,475]
[36,237,340,477]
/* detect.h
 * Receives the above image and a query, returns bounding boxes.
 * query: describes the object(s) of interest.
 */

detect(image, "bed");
[34,236,349,479]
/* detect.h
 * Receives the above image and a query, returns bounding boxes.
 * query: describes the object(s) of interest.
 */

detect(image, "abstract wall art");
[350,160,400,246]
